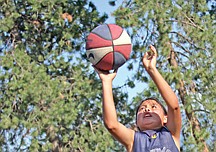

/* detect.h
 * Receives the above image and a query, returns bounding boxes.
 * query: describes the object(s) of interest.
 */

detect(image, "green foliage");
[1,0,215,151]
[0,0,122,151]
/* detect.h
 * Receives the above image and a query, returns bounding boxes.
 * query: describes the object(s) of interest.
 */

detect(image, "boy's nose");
[145,107,151,112]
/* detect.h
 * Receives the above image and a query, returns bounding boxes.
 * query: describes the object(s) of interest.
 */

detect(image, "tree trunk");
[47,125,62,152]
[167,43,209,152]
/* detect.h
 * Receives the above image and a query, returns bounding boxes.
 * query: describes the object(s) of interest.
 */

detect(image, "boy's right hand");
[93,67,118,83]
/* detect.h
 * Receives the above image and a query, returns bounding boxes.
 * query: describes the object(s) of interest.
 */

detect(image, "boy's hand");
[93,67,117,83]
[142,45,157,72]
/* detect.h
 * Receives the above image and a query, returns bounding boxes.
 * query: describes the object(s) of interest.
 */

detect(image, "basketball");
[86,24,132,71]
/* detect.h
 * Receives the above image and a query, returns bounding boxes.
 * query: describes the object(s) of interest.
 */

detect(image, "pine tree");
[0,0,122,151]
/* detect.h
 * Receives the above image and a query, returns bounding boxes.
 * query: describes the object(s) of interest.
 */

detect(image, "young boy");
[94,45,181,152]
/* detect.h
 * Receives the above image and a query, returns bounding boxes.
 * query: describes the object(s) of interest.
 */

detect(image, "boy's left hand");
[142,45,157,72]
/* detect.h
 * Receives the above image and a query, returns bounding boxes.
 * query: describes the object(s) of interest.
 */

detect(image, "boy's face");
[136,99,167,131]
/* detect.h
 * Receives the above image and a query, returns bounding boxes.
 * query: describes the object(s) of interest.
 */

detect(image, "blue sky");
[91,0,123,23]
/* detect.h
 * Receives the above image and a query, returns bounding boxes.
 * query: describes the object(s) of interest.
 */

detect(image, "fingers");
[149,45,157,57]
[92,65,117,75]
[143,50,154,60]
[114,68,118,73]
[143,51,148,59]
[143,45,157,60]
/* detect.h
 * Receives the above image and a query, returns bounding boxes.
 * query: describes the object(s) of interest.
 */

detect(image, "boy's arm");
[143,46,181,145]
[96,69,134,151]
[148,68,182,138]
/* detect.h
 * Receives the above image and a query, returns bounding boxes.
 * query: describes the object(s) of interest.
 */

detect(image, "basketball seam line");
[107,24,115,70]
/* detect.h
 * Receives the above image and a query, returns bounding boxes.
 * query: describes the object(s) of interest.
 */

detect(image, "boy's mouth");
[144,112,152,118]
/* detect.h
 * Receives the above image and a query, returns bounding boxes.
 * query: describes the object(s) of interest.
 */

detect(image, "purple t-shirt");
[133,127,179,152]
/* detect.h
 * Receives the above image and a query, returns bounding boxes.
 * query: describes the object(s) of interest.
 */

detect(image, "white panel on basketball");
[86,46,113,65]
[113,30,131,46]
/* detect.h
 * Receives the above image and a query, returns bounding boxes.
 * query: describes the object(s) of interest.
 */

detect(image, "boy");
[94,45,181,152]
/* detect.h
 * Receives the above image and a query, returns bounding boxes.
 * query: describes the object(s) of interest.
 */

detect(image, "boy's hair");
[135,97,167,123]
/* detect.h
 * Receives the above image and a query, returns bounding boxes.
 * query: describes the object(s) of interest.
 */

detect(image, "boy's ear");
[163,116,168,124]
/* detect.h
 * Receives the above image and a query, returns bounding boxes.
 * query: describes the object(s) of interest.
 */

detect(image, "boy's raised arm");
[142,45,182,147]
[94,68,134,151]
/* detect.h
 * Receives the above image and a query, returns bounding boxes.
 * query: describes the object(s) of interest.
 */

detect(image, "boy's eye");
[139,107,145,111]
[152,105,157,108]
[139,107,144,111]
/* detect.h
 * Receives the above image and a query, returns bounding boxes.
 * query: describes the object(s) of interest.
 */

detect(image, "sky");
[91,0,123,23]
[90,0,145,102]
